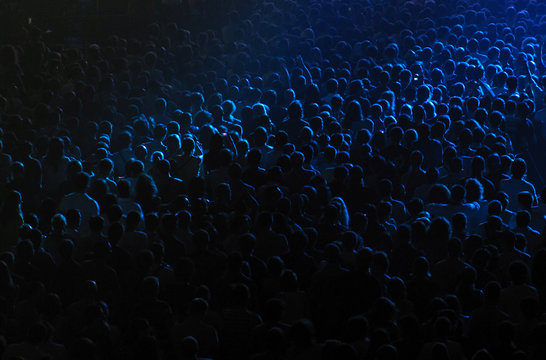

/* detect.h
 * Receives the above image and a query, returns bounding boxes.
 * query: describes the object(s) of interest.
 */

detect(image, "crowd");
[2,0,546,359]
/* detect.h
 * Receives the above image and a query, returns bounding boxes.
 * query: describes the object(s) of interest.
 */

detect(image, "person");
[500,158,537,212]
[0,190,24,252]
[110,131,135,178]
[2,321,67,359]
[59,172,100,236]
[41,137,70,199]
[117,211,149,255]
[174,137,202,185]
[172,298,219,358]
[280,101,309,140]
[499,261,539,322]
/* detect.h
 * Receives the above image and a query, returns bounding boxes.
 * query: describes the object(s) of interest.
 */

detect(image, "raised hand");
[539,43,546,73]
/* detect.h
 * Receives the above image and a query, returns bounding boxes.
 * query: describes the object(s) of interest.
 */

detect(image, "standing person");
[500,158,537,212]
[174,137,202,185]
[111,131,135,178]
[0,190,24,252]
[59,172,100,236]
[42,137,70,200]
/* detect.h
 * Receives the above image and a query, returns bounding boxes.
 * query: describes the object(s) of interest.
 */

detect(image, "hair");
[507,261,528,286]
[74,172,90,193]
[511,158,527,179]
[515,210,531,228]
[465,178,484,202]
[427,184,451,204]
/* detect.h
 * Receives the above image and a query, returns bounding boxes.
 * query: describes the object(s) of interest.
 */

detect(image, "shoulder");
[524,179,536,188]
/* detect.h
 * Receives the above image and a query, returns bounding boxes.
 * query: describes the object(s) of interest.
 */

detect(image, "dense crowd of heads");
[3,0,546,359]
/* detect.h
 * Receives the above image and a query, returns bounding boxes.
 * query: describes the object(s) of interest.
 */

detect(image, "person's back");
[116,179,144,225]
[439,155,463,188]
[110,131,135,177]
[500,158,537,211]
[76,214,106,261]
[54,239,84,306]
[424,184,452,220]
[20,140,42,209]
[59,172,100,236]
[282,230,317,289]
[464,178,489,234]
[281,101,308,141]
[131,276,174,339]
[445,184,481,233]
[118,211,149,256]
[402,150,427,197]
[431,239,469,294]
[250,298,291,355]
[284,151,316,194]
[278,270,307,324]
[389,225,424,279]
[418,317,464,360]
[251,127,273,166]
[467,281,509,352]
[263,131,288,170]
[81,240,121,305]
[407,256,440,315]
[242,148,267,188]
[172,298,219,358]
[151,159,184,202]
[3,321,66,360]
[416,123,443,170]
[0,190,24,252]
[339,248,381,316]
[152,97,171,125]
[92,158,117,194]
[42,137,70,199]
[497,230,531,285]
[219,283,262,359]
[512,210,542,255]
[43,213,69,263]
[383,126,409,170]
[143,124,168,160]
[499,261,539,322]
[286,320,321,360]
[253,212,289,260]
[206,148,233,195]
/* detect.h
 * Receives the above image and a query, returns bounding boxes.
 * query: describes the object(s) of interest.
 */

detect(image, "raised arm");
[524,59,543,102]
[479,78,496,98]
[296,55,313,85]
[279,57,292,89]
[538,43,546,74]
[223,132,238,159]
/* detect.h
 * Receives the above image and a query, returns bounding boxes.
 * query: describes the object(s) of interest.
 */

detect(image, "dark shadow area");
[1,0,546,359]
